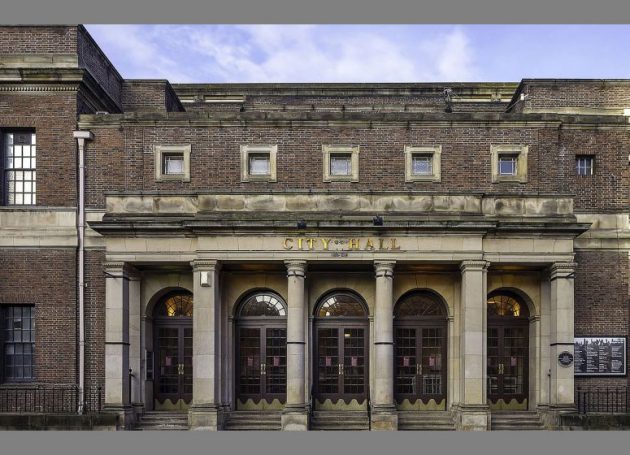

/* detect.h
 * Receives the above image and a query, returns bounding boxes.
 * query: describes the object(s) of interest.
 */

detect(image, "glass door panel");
[157,327,180,398]
[421,327,444,396]
[342,328,365,396]
[317,327,339,395]
[238,327,262,398]
[265,327,287,396]
[182,327,193,401]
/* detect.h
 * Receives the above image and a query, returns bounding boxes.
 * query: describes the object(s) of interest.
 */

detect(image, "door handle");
[498,363,504,375]
[260,363,266,375]
[416,364,422,376]
[338,363,344,375]
[178,363,184,375]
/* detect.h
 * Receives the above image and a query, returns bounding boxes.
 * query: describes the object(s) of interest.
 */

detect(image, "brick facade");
[1,25,629,425]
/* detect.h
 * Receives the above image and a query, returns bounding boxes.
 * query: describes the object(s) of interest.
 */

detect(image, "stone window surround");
[404,145,442,182]
[240,144,278,182]
[322,145,360,182]
[491,144,528,183]
[154,144,191,182]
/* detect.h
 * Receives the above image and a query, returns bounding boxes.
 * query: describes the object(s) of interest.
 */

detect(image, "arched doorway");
[313,291,369,410]
[235,291,287,410]
[393,290,448,410]
[153,290,193,411]
[487,291,530,410]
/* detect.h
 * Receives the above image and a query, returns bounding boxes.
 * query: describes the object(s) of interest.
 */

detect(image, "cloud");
[85,25,479,83]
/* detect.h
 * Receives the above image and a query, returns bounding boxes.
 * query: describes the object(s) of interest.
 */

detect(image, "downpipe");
[73,130,93,414]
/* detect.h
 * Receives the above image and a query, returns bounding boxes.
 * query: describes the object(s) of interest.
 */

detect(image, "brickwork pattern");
[0,249,77,385]
[574,250,630,391]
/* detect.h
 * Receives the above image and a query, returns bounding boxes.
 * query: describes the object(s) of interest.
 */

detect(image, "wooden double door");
[314,323,369,405]
[236,324,287,406]
[394,324,447,406]
[154,323,193,409]
[487,322,529,407]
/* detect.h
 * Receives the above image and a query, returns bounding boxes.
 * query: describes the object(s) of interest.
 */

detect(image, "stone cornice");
[77,110,629,129]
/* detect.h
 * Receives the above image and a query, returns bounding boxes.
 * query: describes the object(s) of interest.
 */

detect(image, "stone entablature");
[104,193,576,218]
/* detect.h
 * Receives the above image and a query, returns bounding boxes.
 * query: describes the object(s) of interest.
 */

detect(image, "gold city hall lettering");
[282,237,402,251]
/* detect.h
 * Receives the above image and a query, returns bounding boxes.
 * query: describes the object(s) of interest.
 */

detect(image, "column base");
[281,405,309,431]
[103,404,135,430]
[188,404,223,431]
[453,404,489,431]
[370,406,398,431]
[537,403,576,430]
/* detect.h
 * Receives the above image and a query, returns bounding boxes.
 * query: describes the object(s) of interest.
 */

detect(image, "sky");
[85,25,630,83]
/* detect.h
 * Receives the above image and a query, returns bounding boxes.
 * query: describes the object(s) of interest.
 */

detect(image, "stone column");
[189,260,222,430]
[104,261,134,428]
[456,260,489,431]
[282,260,308,431]
[371,261,397,430]
[547,262,577,426]
[127,271,143,416]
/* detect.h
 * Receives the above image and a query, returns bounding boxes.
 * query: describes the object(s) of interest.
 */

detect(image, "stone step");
[491,412,544,430]
[399,425,456,431]
[224,412,282,431]
[136,424,189,431]
[224,424,282,431]
[140,415,188,422]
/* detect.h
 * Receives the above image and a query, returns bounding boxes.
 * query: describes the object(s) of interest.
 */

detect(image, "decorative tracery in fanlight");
[317,293,367,317]
[394,291,447,318]
[154,292,193,317]
[239,293,287,317]
[487,293,529,318]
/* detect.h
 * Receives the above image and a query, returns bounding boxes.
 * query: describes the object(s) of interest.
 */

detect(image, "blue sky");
[85,25,630,83]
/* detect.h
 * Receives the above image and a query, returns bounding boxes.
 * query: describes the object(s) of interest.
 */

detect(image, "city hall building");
[0,25,629,431]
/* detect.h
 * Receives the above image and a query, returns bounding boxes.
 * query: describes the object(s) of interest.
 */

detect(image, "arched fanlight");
[394,290,447,318]
[238,292,287,317]
[154,292,193,317]
[487,293,529,318]
[317,292,367,317]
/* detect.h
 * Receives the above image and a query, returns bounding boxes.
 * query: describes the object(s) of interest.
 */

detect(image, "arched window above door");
[316,292,367,318]
[238,292,287,317]
[487,292,530,318]
[153,291,193,318]
[394,290,447,318]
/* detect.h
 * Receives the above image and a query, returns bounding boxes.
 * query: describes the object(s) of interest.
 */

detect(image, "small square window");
[241,145,277,182]
[154,145,191,182]
[412,154,433,175]
[248,153,271,176]
[322,145,360,182]
[330,153,352,176]
[162,153,184,175]
[491,145,528,183]
[404,146,441,182]
[576,156,594,176]
[498,154,518,176]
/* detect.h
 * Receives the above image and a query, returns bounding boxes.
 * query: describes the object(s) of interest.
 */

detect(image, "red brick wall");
[84,250,106,392]
[0,26,77,54]
[522,82,630,110]
[0,249,77,385]
[0,92,78,206]
[574,250,630,390]
[77,26,122,109]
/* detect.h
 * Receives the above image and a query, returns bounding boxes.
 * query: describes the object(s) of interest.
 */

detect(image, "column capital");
[285,260,307,277]
[191,259,221,272]
[374,260,395,278]
[103,261,140,279]
[548,262,577,281]
[460,259,489,272]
